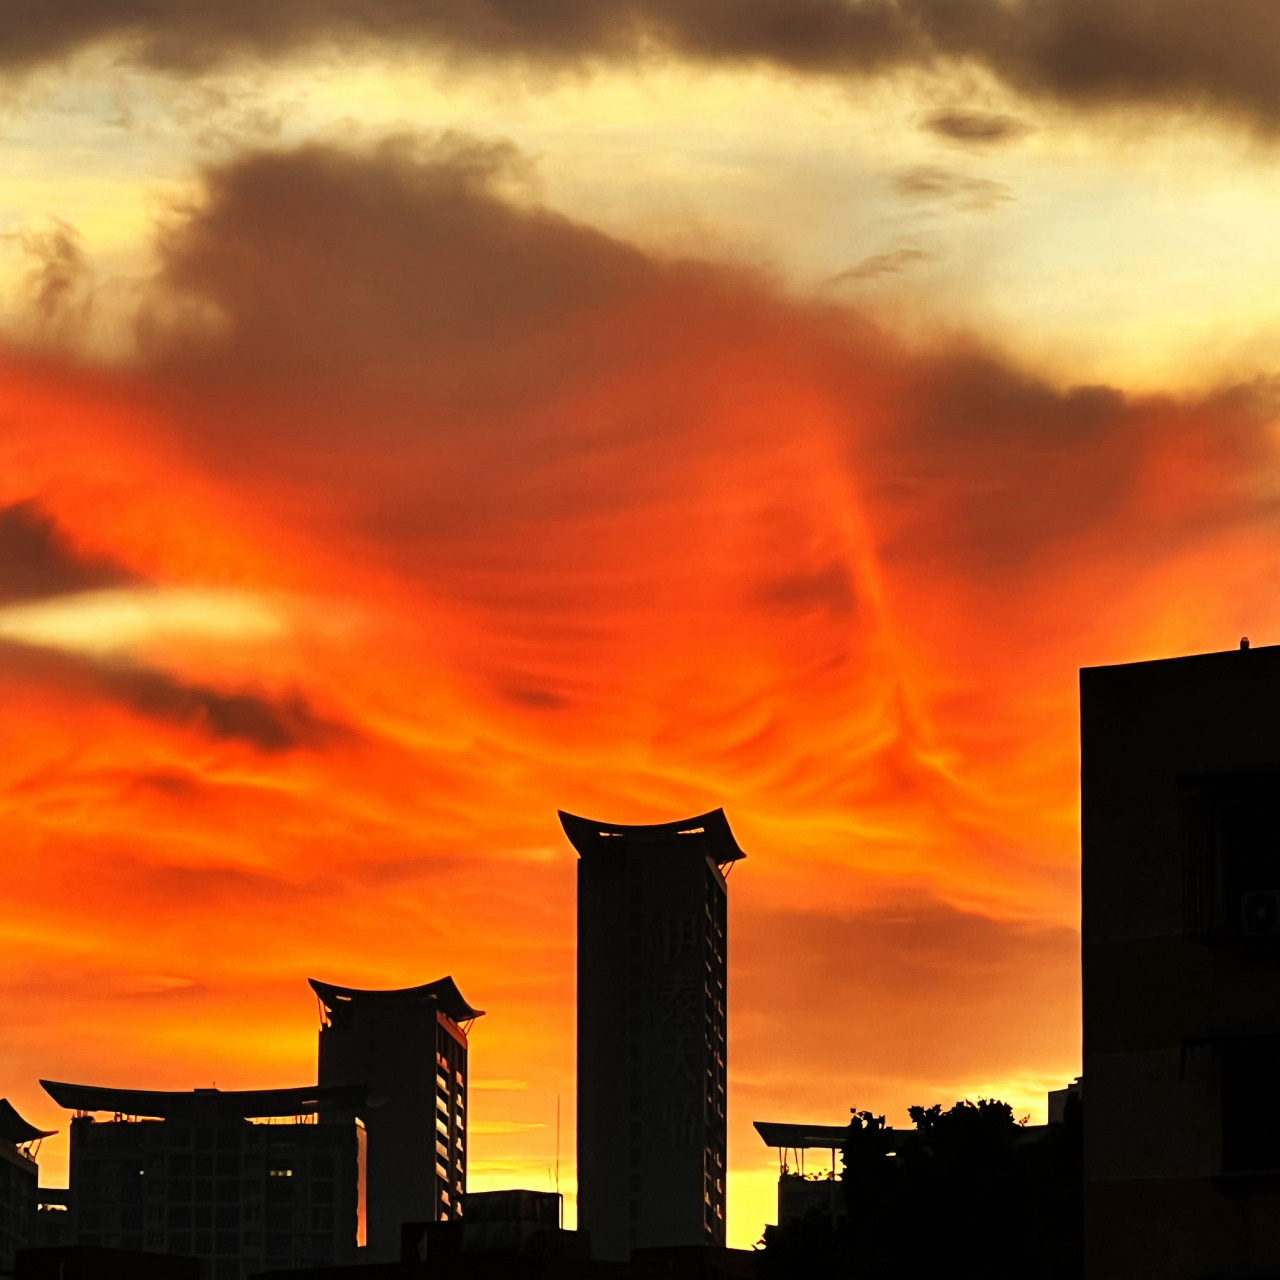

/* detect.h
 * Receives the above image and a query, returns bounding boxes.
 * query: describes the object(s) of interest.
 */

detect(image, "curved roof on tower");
[558,808,745,867]
[41,1080,366,1119]
[308,976,483,1023]
[0,1099,55,1144]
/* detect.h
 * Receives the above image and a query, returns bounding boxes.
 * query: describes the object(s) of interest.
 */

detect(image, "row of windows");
[76,1153,336,1174]
[76,1124,337,1154]
[77,1178,337,1205]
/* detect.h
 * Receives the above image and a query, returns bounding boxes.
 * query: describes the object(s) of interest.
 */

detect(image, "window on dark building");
[1183,773,1280,941]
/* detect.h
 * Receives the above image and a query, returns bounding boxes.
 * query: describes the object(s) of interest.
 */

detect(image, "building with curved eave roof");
[562,808,744,1261]
[0,1098,53,1271]
[309,976,483,1263]
[40,1078,366,1279]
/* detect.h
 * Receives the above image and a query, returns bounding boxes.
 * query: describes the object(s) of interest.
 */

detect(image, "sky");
[3,0,1280,1248]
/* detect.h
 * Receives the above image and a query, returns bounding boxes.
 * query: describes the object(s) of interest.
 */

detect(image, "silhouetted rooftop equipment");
[39,1080,365,1120]
[558,807,746,870]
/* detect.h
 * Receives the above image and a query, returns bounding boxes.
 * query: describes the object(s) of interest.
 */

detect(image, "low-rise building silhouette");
[40,1080,366,1280]
[251,1189,759,1279]
[15,1244,200,1279]
[753,1121,859,1228]
[33,1187,71,1249]
[564,810,743,1261]
[1082,642,1280,1279]
[310,977,482,1262]
[0,1099,53,1273]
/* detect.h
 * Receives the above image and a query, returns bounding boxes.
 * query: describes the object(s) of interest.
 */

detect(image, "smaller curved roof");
[41,1081,365,1120]
[308,976,483,1023]
[559,808,745,866]
[0,1099,55,1144]
[754,1121,853,1150]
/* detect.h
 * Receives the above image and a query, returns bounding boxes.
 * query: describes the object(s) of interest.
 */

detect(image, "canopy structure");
[754,1121,853,1150]
[308,976,483,1025]
[41,1080,366,1120]
[559,808,746,869]
[0,1098,55,1144]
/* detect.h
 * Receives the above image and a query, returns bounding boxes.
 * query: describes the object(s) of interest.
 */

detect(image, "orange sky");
[4,6,1280,1248]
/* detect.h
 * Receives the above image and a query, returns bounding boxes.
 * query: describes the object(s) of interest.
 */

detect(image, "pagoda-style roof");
[308,976,483,1024]
[559,808,746,868]
[41,1080,366,1120]
[0,1099,55,1144]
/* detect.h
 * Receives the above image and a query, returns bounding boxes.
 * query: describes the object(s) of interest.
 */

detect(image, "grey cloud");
[4,2,1280,130]
[0,639,352,753]
[136,138,1280,592]
[141,135,657,396]
[0,502,137,605]
[828,247,934,285]
[925,110,1031,145]
[893,165,1014,211]
[103,666,353,753]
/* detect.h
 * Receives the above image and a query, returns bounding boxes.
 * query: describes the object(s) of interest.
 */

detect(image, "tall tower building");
[562,808,744,1261]
[309,978,482,1263]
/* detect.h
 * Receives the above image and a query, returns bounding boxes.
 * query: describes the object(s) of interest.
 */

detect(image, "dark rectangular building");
[42,1080,366,1280]
[311,978,481,1262]
[563,809,743,1261]
[1082,642,1280,1279]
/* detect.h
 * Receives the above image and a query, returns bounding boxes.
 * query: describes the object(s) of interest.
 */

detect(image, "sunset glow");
[4,3,1280,1249]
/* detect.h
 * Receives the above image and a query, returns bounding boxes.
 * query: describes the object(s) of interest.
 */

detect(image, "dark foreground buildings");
[563,809,743,1261]
[1082,642,1280,1279]
[253,1188,758,1280]
[311,978,482,1261]
[40,1080,367,1279]
[0,1099,52,1272]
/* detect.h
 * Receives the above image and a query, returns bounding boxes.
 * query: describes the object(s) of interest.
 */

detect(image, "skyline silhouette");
[5,0,1280,1259]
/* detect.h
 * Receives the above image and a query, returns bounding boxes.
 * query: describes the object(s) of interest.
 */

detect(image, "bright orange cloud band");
[2,137,1277,1243]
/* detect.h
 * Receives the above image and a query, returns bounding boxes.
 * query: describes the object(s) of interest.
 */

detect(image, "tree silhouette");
[761,1095,1081,1279]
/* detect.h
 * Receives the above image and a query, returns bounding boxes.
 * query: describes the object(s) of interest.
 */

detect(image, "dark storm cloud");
[0,640,351,752]
[0,501,137,604]
[6,2,1280,129]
